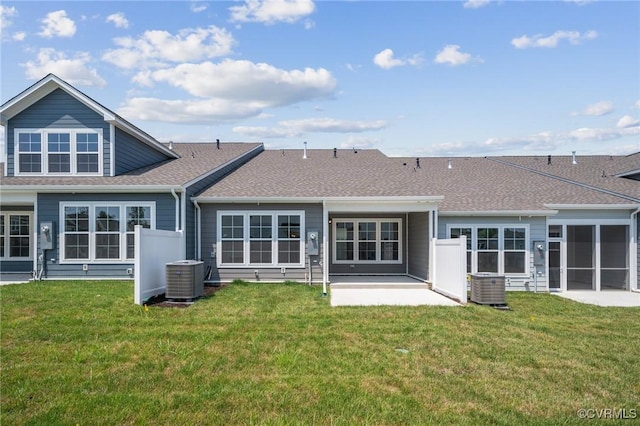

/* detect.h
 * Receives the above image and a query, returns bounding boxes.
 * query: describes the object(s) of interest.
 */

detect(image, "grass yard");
[1,280,639,425]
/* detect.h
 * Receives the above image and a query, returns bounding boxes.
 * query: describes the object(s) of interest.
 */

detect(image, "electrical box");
[307,230,319,256]
[40,221,54,250]
[533,241,545,267]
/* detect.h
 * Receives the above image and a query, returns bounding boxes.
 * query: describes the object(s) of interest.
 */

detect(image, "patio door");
[548,240,563,291]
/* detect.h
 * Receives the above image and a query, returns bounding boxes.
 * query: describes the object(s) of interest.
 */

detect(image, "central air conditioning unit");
[166,260,204,300]
[470,273,506,305]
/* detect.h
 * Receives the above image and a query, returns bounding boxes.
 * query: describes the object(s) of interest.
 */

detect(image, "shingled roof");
[196,149,638,211]
[0,142,262,189]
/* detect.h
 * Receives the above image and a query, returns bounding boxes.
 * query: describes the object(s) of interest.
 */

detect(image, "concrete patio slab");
[554,291,640,307]
[329,275,460,307]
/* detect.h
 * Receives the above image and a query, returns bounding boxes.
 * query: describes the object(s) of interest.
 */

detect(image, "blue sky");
[1,0,639,157]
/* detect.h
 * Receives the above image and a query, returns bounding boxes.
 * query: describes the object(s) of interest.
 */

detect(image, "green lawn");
[1,281,638,425]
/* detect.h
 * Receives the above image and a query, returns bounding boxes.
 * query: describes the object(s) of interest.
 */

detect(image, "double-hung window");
[332,219,402,264]
[14,129,102,176]
[448,225,528,275]
[0,213,32,259]
[218,211,305,267]
[61,203,154,262]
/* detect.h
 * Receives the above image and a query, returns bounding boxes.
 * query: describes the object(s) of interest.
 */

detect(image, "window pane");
[278,215,300,239]
[358,222,376,241]
[250,241,272,264]
[250,215,272,239]
[65,207,89,232]
[95,234,120,259]
[548,225,563,238]
[278,240,300,264]
[127,234,135,259]
[477,228,498,250]
[358,241,376,261]
[96,207,120,232]
[381,241,398,261]
[221,215,243,239]
[65,234,89,259]
[336,241,353,261]
[221,241,243,264]
[48,153,71,173]
[77,154,99,173]
[335,222,354,241]
[19,154,41,173]
[126,206,151,231]
[19,133,41,152]
[478,252,498,273]
[0,216,4,257]
[504,252,525,273]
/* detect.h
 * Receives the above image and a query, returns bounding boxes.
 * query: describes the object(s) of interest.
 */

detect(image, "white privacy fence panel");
[134,226,184,305]
[432,237,468,304]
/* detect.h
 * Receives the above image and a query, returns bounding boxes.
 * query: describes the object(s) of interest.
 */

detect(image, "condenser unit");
[470,273,506,305]
[166,260,204,300]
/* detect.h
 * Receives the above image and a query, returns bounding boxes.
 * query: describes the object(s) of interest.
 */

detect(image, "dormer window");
[14,129,102,176]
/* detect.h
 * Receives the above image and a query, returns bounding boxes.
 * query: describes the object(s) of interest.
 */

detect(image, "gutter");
[440,210,559,217]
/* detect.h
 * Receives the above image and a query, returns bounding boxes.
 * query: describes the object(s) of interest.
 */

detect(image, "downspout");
[322,199,329,296]
[109,124,115,176]
[631,206,640,293]
[171,188,180,232]
[33,196,38,278]
[193,199,201,260]
[181,186,187,236]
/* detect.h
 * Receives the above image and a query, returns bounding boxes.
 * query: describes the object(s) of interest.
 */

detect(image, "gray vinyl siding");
[6,88,111,176]
[637,214,639,290]
[114,128,170,175]
[36,192,176,279]
[438,215,547,291]
[200,202,323,283]
[329,213,407,275]
[185,145,264,260]
[407,212,430,280]
[550,209,633,221]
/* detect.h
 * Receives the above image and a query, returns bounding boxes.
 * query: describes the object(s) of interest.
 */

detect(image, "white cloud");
[119,60,336,123]
[190,2,208,13]
[12,31,26,41]
[339,136,380,150]
[106,12,129,29]
[434,44,477,66]
[373,48,423,69]
[635,100,640,109]
[102,26,235,70]
[23,48,106,87]
[0,5,17,31]
[421,126,639,156]
[141,59,336,104]
[511,30,597,49]
[616,115,640,128]
[463,0,491,9]
[234,118,387,138]
[570,100,614,116]
[38,10,76,38]
[229,0,316,25]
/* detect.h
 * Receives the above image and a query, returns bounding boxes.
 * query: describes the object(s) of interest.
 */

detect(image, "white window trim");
[14,128,103,176]
[59,202,155,264]
[216,210,305,268]
[447,224,530,276]
[332,218,403,265]
[0,212,33,260]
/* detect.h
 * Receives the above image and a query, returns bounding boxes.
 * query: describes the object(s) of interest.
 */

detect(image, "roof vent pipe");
[547,155,552,165]
[571,151,577,165]
[416,158,421,168]
[333,148,337,159]
[303,141,308,159]
[169,141,173,150]
[216,139,220,149]
[448,159,452,169]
